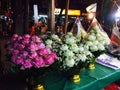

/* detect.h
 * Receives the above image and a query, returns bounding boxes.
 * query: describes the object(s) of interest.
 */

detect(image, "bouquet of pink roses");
[6,34,58,70]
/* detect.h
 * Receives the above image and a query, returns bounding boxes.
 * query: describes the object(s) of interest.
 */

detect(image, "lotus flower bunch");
[6,34,58,70]
[45,32,94,70]
[84,25,110,53]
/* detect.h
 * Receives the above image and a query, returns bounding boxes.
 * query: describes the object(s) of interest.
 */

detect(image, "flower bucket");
[26,75,45,90]
[65,67,81,83]
[89,63,95,70]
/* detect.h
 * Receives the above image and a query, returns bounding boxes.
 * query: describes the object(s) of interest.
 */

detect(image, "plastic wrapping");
[70,18,88,40]
[84,17,110,54]
[108,21,120,58]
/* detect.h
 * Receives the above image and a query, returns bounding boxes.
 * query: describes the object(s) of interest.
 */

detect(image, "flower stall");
[4,15,112,90]
[1,0,120,90]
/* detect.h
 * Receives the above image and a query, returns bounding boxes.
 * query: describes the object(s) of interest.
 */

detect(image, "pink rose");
[44,55,54,65]
[22,39,30,45]
[29,52,37,58]
[49,53,58,60]
[13,50,19,55]
[13,34,19,38]
[38,48,51,56]
[23,34,30,39]
[14,43,19,49]
[21,51,28,57]
[17,36,22,41]
[31,35,41,43]
[11,56,17,63]
[18,44,25,50]
[28,43,38,51]
[22,61,32,69]
[11,37,17,41]
[16,57,24,64]
[37,43,45,49]
[33,57,44,68]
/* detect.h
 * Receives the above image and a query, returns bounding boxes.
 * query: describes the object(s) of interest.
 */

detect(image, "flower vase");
[70,74,80,83]
[88,56,97,70]
[89,50,105,70]
[33,84,44,90]
[26,75,45,90]
[66,67,81,83]
[89,63,95,70]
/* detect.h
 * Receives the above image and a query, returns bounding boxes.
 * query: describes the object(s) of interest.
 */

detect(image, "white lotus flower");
[46,45,52,49]
[90,45,98,52]
[98,44,105,51]
[64,50,74,57]
[105,39,110,45]
[86,41,93,46]
[67,32,73,36]
[66,38,76,45]
[97,36,104,41]
[61,44,69,51]
[45,39,53,45]
[78,54,86,61]
[84,45,89,50]
[70,44,79,52]
[88,35,96,41]
[94,41,99,45]
[84,50,93,56]
[96,33,101,38]
[51,34,59,40]
[65,58,75,67]
[79,46,84,52]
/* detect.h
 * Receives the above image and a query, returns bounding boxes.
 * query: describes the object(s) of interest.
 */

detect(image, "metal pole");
[64,0,70,34]
[48,0,55,33]
[24,0,29,34]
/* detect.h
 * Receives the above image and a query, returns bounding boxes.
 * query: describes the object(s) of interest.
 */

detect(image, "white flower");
[64,50,74,57]
[100,40,105,45]
[51,34,59,40]
[94,41,99,45]
[79,46,84,52]
[84,50,93,56]
[97,44,105,51]
[105,39,110,46]
[61,44,69,51]
[88,35,96,41]
[96,33,101,38]
[70,44,79,52]
[86,41,93,46]
[90,45,98,52]
[97,36,104,41]
[65,58,75,67]
[45,39,53,45]
[78,54,86,61]
[66,38,76,45]
[67,32,73,36]
[90,29,96,33]
[46,45,52,49]
[84,45,89,50]
[65,35,70,39]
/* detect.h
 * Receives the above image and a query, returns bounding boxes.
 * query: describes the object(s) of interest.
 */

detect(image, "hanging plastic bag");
[108,20,120,57]
[70,17,88,40]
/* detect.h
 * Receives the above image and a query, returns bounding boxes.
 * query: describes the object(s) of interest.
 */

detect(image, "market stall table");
[45,63,120,90]
[0,63,120,90]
